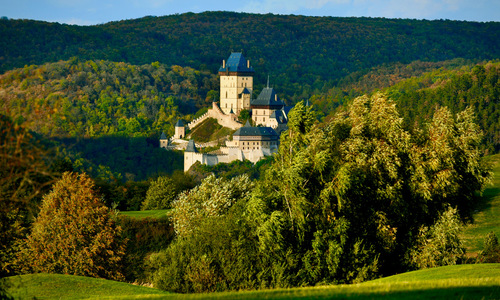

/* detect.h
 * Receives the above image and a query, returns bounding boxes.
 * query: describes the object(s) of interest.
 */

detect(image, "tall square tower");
[218,53,254,115]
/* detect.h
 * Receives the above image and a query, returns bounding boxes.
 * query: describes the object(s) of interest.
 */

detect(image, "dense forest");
[1,12,500,102]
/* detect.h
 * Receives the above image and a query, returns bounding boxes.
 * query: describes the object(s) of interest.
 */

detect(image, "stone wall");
[187,102,242,130]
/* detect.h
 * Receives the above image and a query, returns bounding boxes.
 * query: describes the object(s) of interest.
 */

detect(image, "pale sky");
[1,0,498,25]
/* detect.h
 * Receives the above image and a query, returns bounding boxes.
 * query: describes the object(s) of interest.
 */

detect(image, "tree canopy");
[18,172,127,281]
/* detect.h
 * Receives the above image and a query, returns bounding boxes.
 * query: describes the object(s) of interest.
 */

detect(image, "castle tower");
[219,53,254,115]
[174,119,185,139]
[159,132,169,148]
[184,139,199,172]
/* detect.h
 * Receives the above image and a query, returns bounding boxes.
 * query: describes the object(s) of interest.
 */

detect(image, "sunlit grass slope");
[1,273,169,299]
[461,154,500,254]
[119,209,170,219]
[3,265,499,299]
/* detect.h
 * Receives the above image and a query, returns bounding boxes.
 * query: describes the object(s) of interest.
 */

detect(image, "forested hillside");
[0,59,217,138]
[1,12,499,102]
[386,62,500,154]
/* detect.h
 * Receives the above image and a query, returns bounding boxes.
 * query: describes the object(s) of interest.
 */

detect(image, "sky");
[1,0,499,25]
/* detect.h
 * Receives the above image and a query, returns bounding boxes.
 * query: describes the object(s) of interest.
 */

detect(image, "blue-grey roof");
[251,87,285,107]
[160,132,168,140]
[241,87,251,94]
[185,140,198,153]
[175,119,184,127]
[233,122,278,137]
[270,106,293,124]
[219,53,255,73]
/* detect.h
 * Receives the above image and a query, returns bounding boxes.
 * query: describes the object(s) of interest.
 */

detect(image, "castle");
[161,52,291,171]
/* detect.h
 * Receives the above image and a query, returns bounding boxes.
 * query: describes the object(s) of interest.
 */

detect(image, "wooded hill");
[1,12,499,102]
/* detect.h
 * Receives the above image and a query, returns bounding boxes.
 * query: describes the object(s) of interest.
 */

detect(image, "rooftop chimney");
[247,60,250,68]
[223,60,226,68]
[275,94,278,101]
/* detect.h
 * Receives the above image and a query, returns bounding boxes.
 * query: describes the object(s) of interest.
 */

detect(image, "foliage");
[56,136,184,182]
[117,215,175,282]
[386,62,500,154]
[247,94,490,287]
[1,13,500,104]
[141,176,177,210]
[188,156,273,181]
[477,232,500,263]
[0,59,217,138]
[171,174,254,238]
[147,175,258,293]
[17,172,127,281]
[0,115,56,277]
[407,207,466,269]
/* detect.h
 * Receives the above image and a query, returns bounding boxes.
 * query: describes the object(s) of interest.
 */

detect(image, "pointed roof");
[251,87,285,107]
[175,119,184,127]
[185,140,198,153]
[160,132,168,140]
[241,87,251,94]
[219,53,255,73]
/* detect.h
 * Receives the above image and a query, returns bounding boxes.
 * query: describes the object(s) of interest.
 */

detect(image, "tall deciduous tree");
[18,172,127,281]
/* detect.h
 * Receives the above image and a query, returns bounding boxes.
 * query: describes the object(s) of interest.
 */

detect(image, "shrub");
[477,232,500,263]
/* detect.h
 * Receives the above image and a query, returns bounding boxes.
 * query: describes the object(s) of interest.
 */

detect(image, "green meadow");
[3,264,499,299]
[461,154,500,254]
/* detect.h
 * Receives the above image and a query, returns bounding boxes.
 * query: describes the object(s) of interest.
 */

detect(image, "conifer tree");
[18,172,126,280]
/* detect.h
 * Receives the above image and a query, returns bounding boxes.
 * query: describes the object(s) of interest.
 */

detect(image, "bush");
[477,232,500,263]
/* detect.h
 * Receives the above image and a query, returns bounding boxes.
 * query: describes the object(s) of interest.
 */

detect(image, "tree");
[18,172,127,281]
[147,174,258,293]
[0,115,55,276]
[407,206,466,269]
[171,174,254,237]
[141,176,177,210]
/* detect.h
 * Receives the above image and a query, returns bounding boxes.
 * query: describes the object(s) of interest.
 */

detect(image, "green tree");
[141,176,177,210]
[407,206,466,269]
[18,172,127,280]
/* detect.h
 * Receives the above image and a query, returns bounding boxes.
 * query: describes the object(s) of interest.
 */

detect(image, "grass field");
[461,153,500,254]
[3,264,499,299]
[119,209,170,219]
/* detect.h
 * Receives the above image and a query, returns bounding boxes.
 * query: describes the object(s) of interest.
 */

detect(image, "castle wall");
[187,102,242,130]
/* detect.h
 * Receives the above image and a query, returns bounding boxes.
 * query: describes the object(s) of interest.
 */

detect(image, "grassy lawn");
[461,154,500,254]
[119,209,170,219]
[3,265,499,299]
[1,273,169,299]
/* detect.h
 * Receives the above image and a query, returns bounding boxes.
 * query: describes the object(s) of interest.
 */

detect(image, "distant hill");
[386,61,500,154]
[1,12,499,102]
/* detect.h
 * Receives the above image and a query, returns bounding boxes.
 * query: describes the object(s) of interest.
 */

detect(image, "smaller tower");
[174,120,185,139]
[184,140,199,172]
[159,132,169,148]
